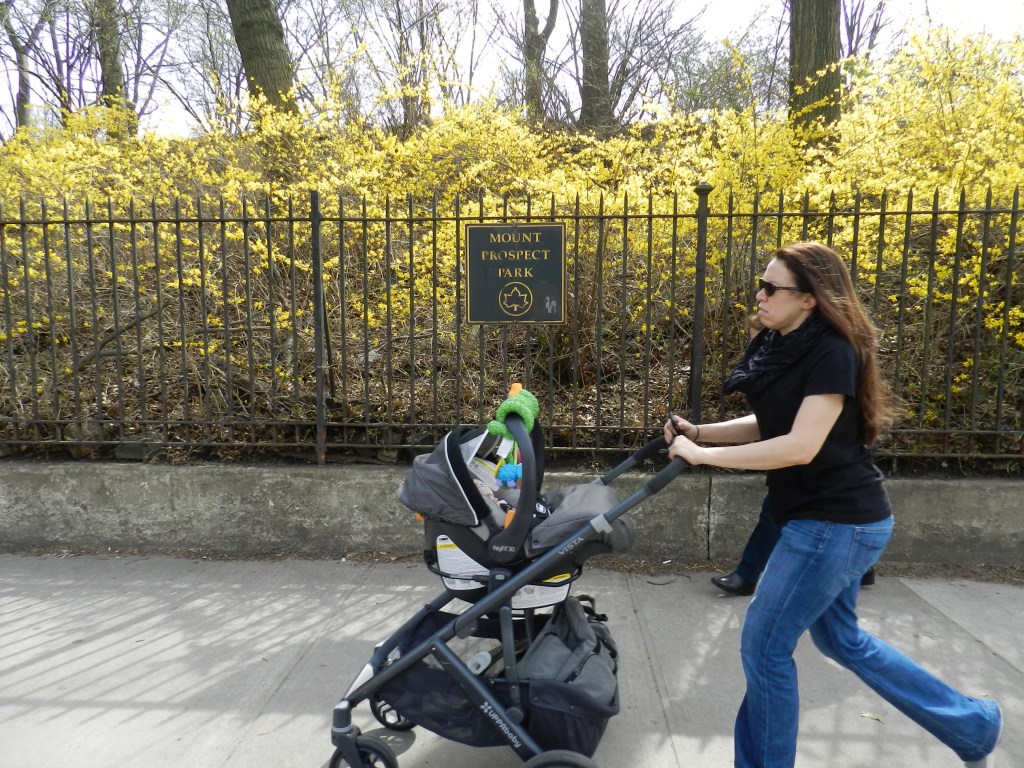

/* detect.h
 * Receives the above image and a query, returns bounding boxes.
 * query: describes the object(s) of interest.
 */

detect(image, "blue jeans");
[735,517,1002,768]
[735,496,780,583]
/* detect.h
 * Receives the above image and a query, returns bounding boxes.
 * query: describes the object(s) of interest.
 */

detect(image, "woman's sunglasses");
[758,278,805,297]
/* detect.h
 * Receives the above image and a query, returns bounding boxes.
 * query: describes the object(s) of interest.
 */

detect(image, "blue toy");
[496,462,522,488]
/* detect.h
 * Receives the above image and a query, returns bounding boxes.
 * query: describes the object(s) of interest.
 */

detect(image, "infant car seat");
[397,414,634,604]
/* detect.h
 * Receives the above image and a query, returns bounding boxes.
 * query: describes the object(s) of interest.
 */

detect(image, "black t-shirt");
[746,331,892,525]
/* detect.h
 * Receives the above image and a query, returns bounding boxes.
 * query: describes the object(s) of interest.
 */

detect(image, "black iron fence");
[1,185,1021,465]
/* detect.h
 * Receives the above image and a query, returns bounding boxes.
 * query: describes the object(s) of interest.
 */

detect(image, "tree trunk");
[394,0,429,139]
[578,0,613,133]
[789,0,841,131]
[523,0,557,124]
[92,0,125,104]
[90,0,137,137]
[2,9,34,129]
[224,0,296,113]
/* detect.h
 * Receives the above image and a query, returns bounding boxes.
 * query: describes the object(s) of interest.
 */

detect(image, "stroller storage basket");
[377,596,619,757]
[377,609,521,748]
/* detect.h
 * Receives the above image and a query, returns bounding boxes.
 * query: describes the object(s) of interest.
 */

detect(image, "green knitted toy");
[487,383,540,440]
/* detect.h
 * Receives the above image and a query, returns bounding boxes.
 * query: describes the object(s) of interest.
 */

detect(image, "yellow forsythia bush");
[0,28,1020,455]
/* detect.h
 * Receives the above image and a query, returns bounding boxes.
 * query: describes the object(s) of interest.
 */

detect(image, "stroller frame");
[329,414,685,768]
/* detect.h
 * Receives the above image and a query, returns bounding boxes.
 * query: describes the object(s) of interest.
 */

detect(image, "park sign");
[465,223,566,324]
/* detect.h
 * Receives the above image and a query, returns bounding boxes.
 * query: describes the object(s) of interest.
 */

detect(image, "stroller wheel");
[329,735,398,768]
[523,750,598,768]
[369,693,415,731]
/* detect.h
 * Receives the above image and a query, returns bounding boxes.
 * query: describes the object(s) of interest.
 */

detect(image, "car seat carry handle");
[597,436,669,486]
[487,413,537,564]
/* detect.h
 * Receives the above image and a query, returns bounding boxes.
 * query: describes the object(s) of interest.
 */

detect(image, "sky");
[886,0,1024,35]
[699,0,1024,43]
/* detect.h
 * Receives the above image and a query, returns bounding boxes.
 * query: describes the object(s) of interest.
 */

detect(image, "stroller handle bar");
[597,435,673,486]
[644,453,688,495]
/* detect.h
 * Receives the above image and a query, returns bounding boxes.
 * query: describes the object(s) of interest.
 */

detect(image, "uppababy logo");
[480,702,522,748]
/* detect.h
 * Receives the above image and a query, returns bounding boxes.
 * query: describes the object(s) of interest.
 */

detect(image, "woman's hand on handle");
[664,415,698,444]
[668,435,706,466]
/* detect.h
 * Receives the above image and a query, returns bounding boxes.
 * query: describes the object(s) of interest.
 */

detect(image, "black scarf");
[724,313,829,395]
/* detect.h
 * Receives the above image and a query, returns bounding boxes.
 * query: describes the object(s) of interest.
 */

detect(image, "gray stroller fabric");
[517,595,617,701]
[528,483,634,555]
[516,594,620,756]
[397,428,500,526]
[398,444,479,526]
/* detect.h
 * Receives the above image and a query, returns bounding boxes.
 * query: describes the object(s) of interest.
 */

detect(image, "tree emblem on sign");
[499,282,533,316]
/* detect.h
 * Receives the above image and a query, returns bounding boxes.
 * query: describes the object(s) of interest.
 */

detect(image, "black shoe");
[860,567,876,587]
[711,571,756,596]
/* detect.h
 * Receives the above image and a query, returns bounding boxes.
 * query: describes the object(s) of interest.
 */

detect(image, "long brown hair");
[773,242,897,445]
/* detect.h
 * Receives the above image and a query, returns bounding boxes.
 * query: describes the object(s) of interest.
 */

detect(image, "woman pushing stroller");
[664,242,1003,768]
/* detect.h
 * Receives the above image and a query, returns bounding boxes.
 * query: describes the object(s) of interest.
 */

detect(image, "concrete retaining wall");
[1,461,1021,565]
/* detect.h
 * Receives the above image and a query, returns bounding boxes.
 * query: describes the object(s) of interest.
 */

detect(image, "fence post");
[310,191,327,464]
[690,182,713,424]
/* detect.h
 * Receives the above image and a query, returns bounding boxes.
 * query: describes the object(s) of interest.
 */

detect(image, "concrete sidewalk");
[0,553,1019,768]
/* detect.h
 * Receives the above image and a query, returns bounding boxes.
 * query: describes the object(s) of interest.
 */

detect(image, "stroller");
[328,395,685,768]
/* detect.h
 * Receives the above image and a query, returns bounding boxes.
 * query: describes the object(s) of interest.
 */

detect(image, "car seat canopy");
[397,427,503,527]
